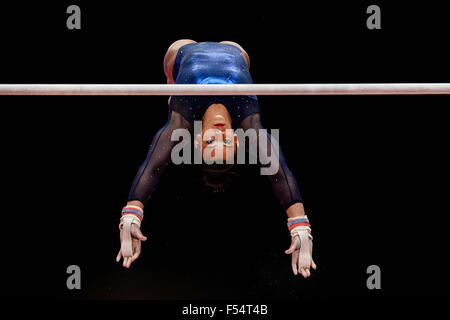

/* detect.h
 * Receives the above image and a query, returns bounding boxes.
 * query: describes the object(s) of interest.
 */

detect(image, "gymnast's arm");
[239,113,315,277]
[239,113,304,216]
[126,110,193,207]
[117,110,192,268]
[117,110,193,268]
[265,141,306,217]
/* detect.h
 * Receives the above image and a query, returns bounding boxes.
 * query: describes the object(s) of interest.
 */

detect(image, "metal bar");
[0,83,450,95]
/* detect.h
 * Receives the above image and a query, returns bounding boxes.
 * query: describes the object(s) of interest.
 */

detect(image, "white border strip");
[0,83,450,95]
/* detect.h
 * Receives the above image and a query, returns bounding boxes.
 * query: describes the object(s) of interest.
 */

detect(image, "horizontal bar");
[0,83,450,96]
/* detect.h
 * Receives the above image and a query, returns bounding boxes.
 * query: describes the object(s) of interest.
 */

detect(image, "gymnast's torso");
[172,42,253,85]
[168,42,260,125]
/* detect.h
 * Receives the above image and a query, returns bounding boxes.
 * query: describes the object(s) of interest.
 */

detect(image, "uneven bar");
[0,83,450,95]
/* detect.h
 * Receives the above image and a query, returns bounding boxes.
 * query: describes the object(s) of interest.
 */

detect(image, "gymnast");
[116,40,316,278]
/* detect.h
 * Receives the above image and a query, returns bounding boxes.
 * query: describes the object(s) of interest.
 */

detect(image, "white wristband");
[120,214,141,228]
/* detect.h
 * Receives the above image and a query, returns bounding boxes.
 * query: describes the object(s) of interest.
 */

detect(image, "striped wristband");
[287,216,310,231]
[121,205,144,221]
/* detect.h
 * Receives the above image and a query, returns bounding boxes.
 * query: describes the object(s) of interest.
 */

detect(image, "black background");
[1,0,449,312]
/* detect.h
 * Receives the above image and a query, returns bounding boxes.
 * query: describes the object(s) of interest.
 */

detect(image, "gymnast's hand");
[116,205,147,268]
[284,215,317,278]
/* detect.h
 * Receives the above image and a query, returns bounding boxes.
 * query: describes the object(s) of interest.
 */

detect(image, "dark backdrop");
[1,0,449,305]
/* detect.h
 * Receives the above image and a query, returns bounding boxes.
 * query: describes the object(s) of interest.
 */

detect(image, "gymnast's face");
[200,128,238,163]
[195,103,238,163]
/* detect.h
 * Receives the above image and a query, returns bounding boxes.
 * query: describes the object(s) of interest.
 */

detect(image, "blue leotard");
[169,42,260,125]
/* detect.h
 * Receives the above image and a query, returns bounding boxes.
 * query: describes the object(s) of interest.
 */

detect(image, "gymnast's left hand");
[285,229,317,278]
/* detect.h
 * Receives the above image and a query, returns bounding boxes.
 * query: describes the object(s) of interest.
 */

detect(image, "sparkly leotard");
[169,42,260,126]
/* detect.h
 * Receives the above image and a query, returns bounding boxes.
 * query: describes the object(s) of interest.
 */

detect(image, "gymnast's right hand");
[116,204,147,268]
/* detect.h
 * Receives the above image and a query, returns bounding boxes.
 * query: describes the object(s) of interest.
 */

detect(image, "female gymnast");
[116,40,316,278]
